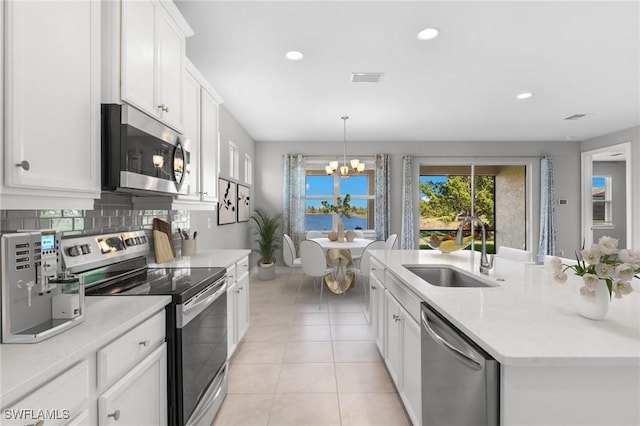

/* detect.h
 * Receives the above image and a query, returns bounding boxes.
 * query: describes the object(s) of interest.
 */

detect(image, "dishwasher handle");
[421,310,482,371]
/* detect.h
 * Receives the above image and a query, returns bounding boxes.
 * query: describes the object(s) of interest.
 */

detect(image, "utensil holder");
[182,239,196,256]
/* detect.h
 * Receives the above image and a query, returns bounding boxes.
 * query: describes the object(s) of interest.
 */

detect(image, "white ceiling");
[175,1,640,143]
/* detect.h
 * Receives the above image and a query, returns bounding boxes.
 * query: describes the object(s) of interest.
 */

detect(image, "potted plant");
[251,208,282,280]
[321,194,352,241]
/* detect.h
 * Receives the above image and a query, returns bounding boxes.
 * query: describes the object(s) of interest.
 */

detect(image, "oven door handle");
[178,278,226,328]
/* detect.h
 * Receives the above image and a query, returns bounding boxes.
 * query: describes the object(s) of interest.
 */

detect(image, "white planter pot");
[258,261,276,280]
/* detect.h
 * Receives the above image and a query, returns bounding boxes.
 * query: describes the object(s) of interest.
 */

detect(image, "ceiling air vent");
[351,72,384,83]
[564,113,588,121]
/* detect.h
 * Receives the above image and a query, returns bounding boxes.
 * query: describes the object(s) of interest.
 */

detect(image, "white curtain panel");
[282,154,306,250]
[538,154,558,261]
[400,155,415,250]
[374,154,390,241]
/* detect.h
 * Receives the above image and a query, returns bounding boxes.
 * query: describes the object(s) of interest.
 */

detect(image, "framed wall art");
[218,178,237,225]
[237,184,251,222]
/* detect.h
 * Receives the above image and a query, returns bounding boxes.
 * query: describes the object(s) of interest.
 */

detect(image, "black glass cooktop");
[85,266,226,304]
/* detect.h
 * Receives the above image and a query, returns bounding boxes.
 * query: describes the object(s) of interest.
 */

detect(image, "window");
[305,166,375,231]
[419,167,502,253]
[592,175,613,226]
[228,141,239,179]
[244,154,253,185]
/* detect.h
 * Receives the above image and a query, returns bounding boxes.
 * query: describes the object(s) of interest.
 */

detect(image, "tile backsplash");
[0,192,190,240]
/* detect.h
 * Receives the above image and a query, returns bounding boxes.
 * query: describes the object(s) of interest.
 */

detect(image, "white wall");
[255,139,582,257]
[582,126,640,249]
[190,106,256,253]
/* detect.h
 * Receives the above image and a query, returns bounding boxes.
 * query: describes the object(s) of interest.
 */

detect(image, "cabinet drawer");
[370,258,385,283]
[5,360,89,426]
[97,311,165,389]
[236,256,249,276]
[385,271,421,324]
[226,264,236,283]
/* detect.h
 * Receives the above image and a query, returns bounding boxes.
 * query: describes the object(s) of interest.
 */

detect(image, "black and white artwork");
[237,184,251,222]
[218,178,236,225]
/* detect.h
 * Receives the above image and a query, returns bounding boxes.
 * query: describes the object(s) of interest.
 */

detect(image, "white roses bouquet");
[552,236,639,299]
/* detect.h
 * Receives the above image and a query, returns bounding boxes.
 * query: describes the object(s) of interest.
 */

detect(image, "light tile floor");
[212,267,411,426]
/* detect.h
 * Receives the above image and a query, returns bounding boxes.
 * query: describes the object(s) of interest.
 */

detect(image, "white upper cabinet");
[1,0,101,209]
[175,59,223,207]
[104,0,192,132]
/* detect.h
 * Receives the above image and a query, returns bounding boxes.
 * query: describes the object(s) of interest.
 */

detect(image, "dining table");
[309,237,372,294]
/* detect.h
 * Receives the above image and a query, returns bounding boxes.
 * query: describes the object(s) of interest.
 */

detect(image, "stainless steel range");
[60,230,228,426]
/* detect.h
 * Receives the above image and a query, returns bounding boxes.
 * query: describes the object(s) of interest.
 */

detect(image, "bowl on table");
[426,235,473,253]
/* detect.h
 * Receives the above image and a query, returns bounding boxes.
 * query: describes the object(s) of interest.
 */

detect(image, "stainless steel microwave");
[101,104,190,195]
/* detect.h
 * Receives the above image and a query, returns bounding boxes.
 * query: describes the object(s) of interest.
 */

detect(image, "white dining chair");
[300,240,335,309]
[283,234,302,268]
[497,246,533,263]
[348,240,386,305]
[306,230,323,239]
[385,233,398,250]
[353,230,365,238]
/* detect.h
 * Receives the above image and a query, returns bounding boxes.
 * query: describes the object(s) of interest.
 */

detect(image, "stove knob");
[81,244,92,254]
[135,237,142,244]
[125,238,134,246]
[140,236,147,243]
[67,245,82,257]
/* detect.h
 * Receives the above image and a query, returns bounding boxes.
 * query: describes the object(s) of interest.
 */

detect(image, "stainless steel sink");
[403,265,495,288]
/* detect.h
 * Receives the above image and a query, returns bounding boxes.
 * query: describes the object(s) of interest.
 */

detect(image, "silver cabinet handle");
[139,340,150,347]
[157,104,169,112]
[15,160,30,170]
[108,409,121,421]
[371,285,377,290]
[26,421,44,426]
[393,314,401,322]
[421,310,481,370]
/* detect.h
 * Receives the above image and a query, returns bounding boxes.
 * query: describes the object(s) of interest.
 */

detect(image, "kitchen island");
[370,249,640,426]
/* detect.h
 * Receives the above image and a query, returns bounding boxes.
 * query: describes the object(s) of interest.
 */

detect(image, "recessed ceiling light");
[417,28,439,41]
[285,50,304,61]
[516,92,533,100]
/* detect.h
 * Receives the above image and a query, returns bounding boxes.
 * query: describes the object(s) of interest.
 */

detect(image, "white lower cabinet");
[2,310,168,426]
[369,259,386,355]
[372,264,422,426]
[98,344,167,425]
[3,361,90,426]
[227,256,250,358]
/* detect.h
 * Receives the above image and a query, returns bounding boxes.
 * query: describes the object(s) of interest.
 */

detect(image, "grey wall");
[582,126,639,249]
[255,139,583,258]
[592,162,626,247]
[190,105,256,255]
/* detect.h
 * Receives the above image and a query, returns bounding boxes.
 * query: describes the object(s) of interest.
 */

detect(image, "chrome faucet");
[456,216,494,275]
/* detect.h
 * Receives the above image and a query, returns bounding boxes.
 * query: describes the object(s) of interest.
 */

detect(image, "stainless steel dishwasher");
[421,302,499,426]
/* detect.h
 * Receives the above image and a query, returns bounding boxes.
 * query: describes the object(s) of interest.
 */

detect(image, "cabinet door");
[179,69,201,201]
[156,7,184,131]
[98,344,167,426]
[384,292,402,386]
[375,279,387,355]
[200,89,219,202]
[3,0,100,196]
[227,280,238,357]
[236,271,250,342]
[121,0,157,117]
[401,308,422,426]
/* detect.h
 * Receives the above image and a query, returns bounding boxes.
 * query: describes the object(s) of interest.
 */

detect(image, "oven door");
[175,278,227,426]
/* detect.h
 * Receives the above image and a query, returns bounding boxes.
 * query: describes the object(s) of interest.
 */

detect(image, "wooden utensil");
[153,218,175,257]
[153,230,174,263]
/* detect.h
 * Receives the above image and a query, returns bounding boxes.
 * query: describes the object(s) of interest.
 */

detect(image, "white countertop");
[0,295,171,407]
[149,249,251,269]
[371,250,640,367]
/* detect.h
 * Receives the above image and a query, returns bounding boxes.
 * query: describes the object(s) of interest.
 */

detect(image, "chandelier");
[326,115,365,177]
